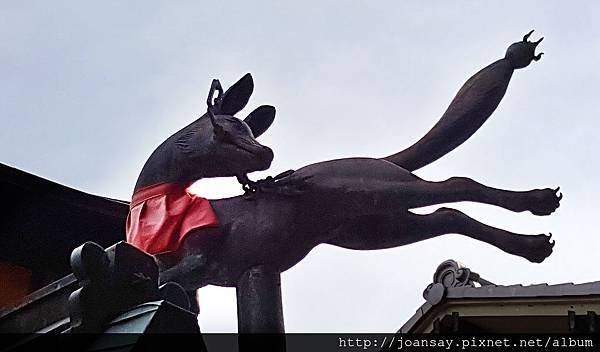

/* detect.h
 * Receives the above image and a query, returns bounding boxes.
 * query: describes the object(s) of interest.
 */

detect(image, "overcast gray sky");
[2,1,599,332]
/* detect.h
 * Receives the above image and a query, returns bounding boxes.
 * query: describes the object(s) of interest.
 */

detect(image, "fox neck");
[133,142,214,193]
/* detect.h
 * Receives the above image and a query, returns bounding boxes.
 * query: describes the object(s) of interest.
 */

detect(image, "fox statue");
[128,31,561,295]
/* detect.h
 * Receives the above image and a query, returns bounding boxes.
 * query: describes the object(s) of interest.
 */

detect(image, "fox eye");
[212,124,226,140]
[216,129,234,143]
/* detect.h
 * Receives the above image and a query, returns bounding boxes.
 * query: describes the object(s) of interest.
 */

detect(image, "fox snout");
[243,140,273,170]
[230,135,274,171]
[258,146,274,169]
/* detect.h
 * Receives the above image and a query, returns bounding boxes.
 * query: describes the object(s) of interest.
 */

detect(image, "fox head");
[134,73,275,191]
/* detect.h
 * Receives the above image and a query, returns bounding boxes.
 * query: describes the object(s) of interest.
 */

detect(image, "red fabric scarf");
[126,182,220,254]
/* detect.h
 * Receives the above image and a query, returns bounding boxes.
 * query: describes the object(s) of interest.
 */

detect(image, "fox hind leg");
[327,208,554,263]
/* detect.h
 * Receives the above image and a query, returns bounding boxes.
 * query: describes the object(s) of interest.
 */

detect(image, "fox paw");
[528,187,562,216]
[522,233,555,263]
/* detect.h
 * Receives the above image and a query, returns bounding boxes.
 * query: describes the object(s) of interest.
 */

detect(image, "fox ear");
[244,105,275,138]
[219,73,254,115]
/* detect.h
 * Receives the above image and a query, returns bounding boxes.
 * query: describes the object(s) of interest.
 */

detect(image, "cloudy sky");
[2,1,599,332]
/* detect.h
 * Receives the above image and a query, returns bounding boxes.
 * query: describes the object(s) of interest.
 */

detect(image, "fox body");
[132,31,560,290]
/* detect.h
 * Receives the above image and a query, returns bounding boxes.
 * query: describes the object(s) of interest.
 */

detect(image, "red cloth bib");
[126,182,220,254]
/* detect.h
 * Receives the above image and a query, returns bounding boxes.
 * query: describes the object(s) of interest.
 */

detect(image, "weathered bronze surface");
[139,32,560,290]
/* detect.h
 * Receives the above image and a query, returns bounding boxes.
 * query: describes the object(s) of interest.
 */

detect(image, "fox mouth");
[234,144,255,155]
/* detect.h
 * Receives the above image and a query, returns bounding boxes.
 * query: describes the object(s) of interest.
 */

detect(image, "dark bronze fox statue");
[131,31,560,292]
